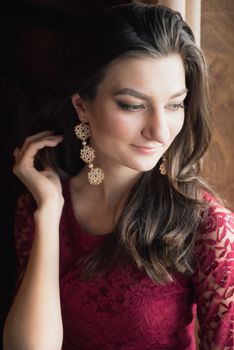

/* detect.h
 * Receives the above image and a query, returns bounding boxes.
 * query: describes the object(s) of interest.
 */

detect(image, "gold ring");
[13,147,22,159]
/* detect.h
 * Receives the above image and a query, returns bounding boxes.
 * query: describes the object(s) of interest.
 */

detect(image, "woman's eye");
[117,102,145,111]
[167,103,184,111]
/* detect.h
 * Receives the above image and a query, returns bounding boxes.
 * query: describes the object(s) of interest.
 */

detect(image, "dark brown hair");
[30,3,223,284]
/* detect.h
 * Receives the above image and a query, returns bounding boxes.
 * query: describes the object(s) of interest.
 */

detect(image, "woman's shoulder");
[195,191,234,257]
[15,190,37,228]
[199,191,234,236]
[16,189,36,208]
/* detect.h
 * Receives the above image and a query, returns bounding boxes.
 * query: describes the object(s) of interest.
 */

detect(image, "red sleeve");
[14,192,36,295]
[192,195,234,350]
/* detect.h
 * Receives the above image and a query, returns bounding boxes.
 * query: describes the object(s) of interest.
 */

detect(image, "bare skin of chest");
[73,201,114,236]
[70,183,115,236]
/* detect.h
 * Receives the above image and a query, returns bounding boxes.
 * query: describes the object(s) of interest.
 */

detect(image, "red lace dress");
[13,180,234,350]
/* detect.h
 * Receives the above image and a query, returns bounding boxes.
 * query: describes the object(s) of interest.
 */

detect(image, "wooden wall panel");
[201,0,234,210]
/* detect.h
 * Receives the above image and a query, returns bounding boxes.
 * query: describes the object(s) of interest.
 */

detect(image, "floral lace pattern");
[13,182,234,350]
[192,194,234,350]
[13,192,36,295]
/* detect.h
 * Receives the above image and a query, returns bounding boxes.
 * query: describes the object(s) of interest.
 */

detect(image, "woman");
[3,3,234,350]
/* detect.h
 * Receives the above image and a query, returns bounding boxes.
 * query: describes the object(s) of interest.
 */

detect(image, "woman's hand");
[13,130,65,212]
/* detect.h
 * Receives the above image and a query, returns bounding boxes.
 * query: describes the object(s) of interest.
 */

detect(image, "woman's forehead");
[98,54,186,97]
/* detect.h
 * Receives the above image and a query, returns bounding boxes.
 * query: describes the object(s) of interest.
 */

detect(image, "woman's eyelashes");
[117,101,185,112]
[117,101,145,111]
[167,102,185,111]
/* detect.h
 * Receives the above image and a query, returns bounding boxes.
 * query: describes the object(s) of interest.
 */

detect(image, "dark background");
[0,1,131,348]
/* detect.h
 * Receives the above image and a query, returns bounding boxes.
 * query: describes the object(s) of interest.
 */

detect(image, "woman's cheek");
[171,115,184,137]
[104,113,134,138]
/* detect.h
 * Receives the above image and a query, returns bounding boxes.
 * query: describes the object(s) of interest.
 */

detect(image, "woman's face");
[73,54,187,173]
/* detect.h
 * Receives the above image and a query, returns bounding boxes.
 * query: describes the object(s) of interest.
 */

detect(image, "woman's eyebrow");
[169,88,188,98]
[114,88,188,100]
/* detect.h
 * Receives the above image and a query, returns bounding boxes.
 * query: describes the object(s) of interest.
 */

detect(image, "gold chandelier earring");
[159,155,167,175]
[74,119,104,185]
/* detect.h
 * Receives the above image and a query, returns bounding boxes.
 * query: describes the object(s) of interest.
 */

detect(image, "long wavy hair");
[30,3,223,284]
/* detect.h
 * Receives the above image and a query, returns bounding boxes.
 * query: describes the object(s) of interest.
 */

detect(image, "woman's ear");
[71,93,89,122]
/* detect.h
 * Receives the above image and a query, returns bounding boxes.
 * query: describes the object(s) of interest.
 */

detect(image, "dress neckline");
[62,178,113,239]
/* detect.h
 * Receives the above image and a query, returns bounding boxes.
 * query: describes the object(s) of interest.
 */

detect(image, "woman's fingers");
[13,135,64,171]
[20,130,55,153]
[13,131,65,209]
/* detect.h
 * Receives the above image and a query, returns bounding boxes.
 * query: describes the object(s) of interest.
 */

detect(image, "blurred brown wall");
[136,0,234,209]
[201,0,234,210]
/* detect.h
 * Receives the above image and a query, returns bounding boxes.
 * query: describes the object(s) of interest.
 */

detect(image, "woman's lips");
[131,145,161,154]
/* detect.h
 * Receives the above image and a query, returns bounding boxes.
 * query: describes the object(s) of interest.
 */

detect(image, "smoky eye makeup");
[116,101,145,111]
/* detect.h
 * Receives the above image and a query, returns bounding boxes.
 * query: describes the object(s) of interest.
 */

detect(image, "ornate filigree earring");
[74,119,104,185]
[159,155,167,175]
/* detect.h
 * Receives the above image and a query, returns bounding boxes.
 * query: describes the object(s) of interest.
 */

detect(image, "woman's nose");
[143,108,170,144]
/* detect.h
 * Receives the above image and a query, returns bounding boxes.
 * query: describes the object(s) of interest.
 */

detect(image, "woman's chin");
[127,160,160,173]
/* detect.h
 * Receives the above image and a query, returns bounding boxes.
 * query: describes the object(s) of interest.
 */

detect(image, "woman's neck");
[72,165,142,215]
